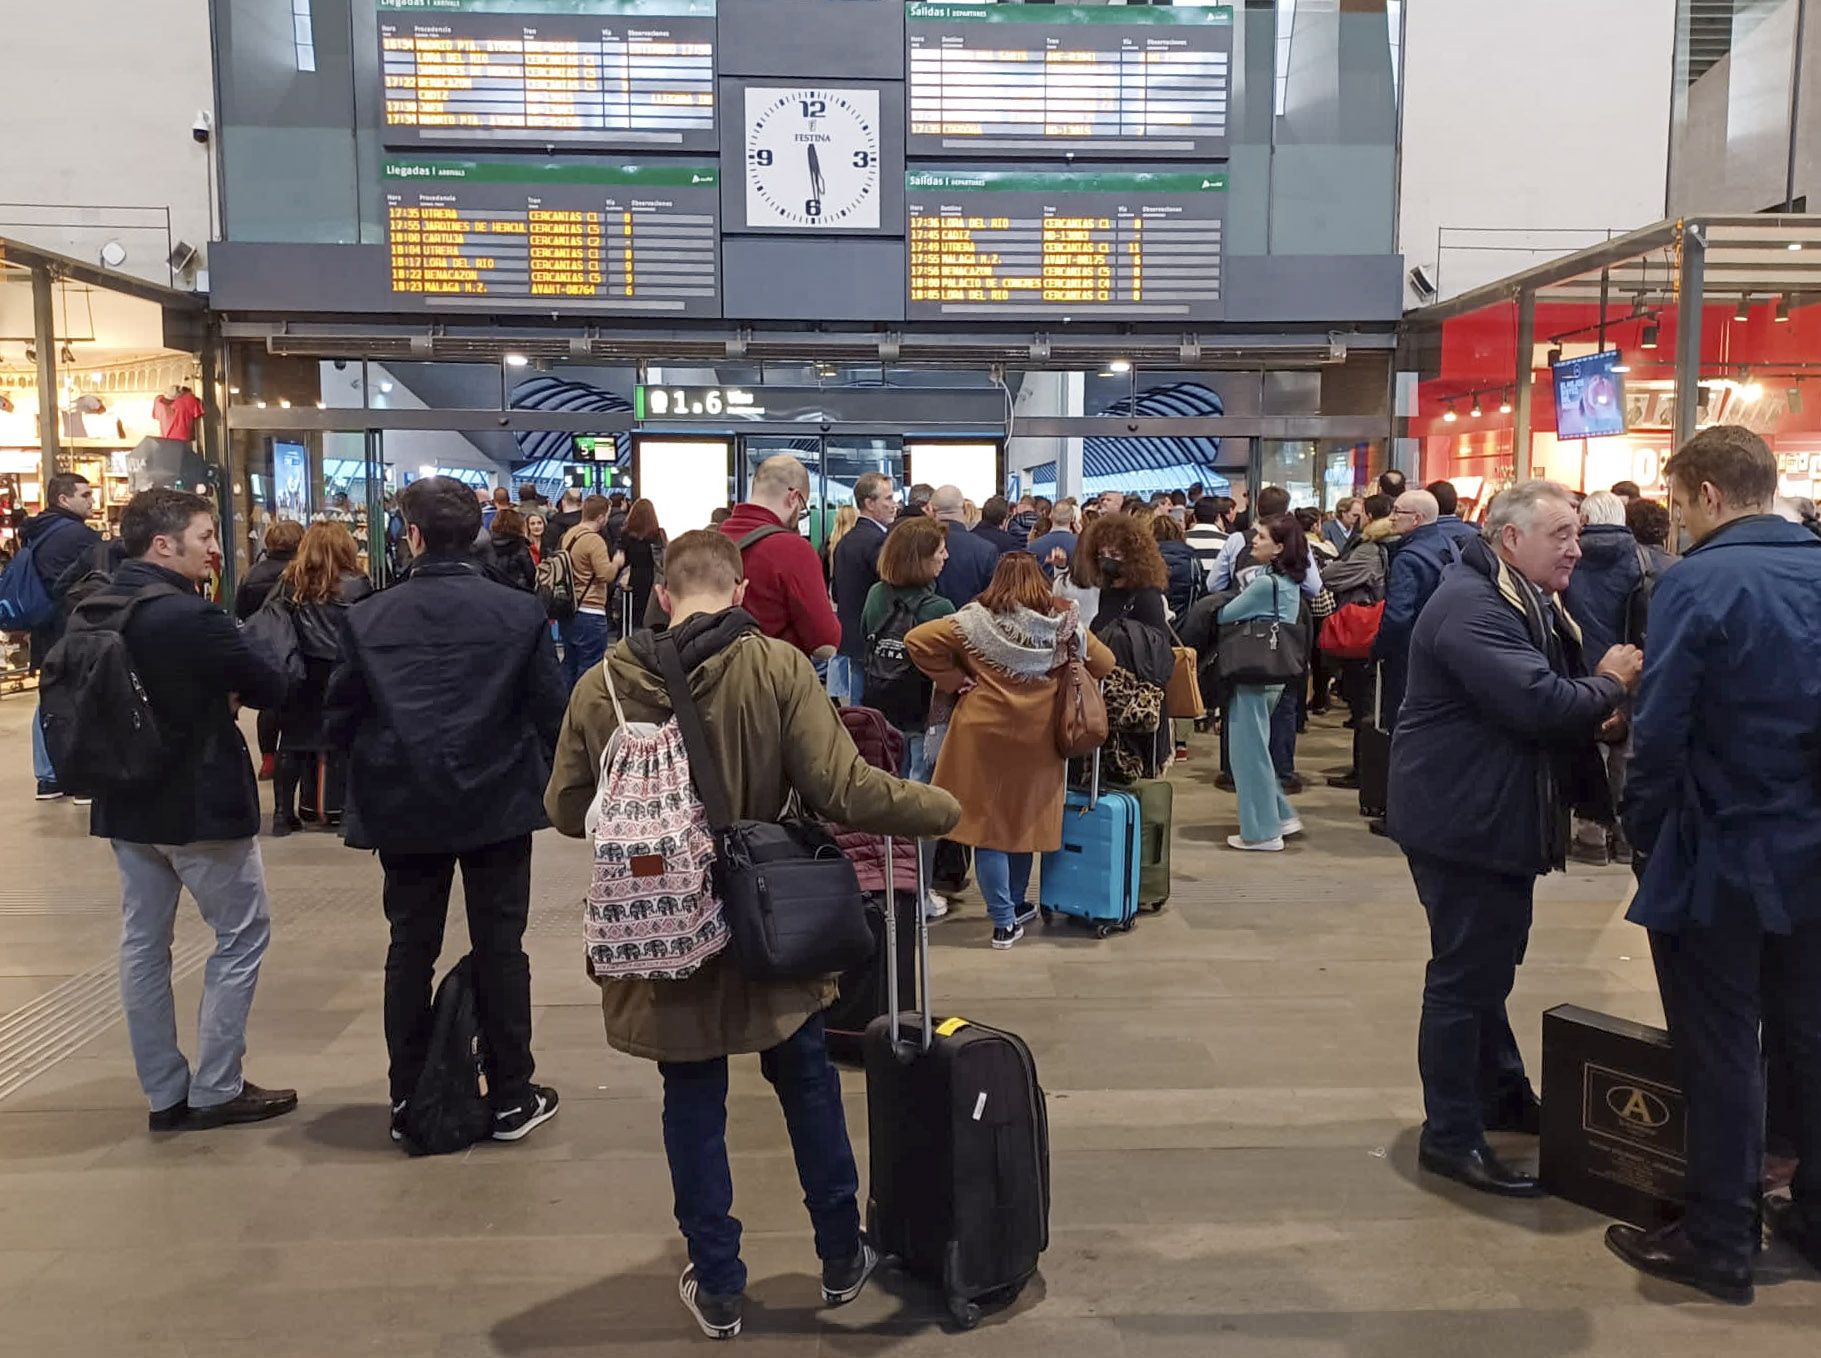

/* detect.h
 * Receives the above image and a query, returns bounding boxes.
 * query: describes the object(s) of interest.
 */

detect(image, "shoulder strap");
[71,581,182,634]
[652,631,734,831]
[737,524,791,552]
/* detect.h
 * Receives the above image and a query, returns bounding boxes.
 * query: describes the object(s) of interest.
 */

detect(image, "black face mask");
[1098,556,1124,582]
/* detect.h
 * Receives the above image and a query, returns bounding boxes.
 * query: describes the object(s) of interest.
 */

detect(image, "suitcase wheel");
[1094,924,1112,940]
[1120,919,1135,933]
[1038,907,1053,926]
[947,1296,982,1331]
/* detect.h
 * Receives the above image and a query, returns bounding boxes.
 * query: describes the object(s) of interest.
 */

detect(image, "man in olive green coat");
[547,529,960,1342]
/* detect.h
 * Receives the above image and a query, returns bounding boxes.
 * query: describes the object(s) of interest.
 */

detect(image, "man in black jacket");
[972,495,1025,554]
[1387,480,1640,1197]
[22,472,101,798]
[91,488,296,1133]
[324,476,568,1147]
[829,470,895,703]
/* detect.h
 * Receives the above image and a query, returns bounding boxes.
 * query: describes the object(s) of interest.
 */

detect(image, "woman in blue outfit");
[1219,514,1310,851]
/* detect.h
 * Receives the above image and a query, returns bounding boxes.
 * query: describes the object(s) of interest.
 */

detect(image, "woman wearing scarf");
[906,552,1116,949]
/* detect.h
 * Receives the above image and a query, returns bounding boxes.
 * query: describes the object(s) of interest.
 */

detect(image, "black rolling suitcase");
[1357,664,1391,819]
[295,750,346,826]
[864,842,1049,1329]
[825,892,915,1064]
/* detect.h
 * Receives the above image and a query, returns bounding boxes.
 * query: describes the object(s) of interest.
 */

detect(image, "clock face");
[744,86,881,230]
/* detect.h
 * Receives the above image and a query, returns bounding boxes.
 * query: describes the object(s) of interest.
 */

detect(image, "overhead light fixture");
[278,398,292,409]
[1442,401,1458,423]
[504,352,529,368]
[379,380,394,394]
[1640,321,1660,350]
[1547,345,1562,367]
[1789,241,1805,252]
[1498,389,1513,415]
[1469,394,1484,418]
[1610,349,1631,374]
[1108,358,1132,374]
[1742,372,1764,401]
[229,386,240,396]
[24,344,36,364]
[255,399,267,409]
[1736,294,1752,321]
[1776,296,1792,323]
[59,344,75,364]
[1630,293,1649,318]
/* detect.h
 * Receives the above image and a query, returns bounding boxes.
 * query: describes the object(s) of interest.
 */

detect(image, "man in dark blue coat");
[1372,488,1449,740]
[972,495,1026,554]
[1607,426,1821,1304]
[929,484,1000,609]
[20,472,101,797]
[325,476,568,1148]
[829,470,895,704]
[1388,480,1639,1197]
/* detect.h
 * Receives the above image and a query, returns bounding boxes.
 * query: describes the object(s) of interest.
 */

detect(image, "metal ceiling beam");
[0,236,203,311]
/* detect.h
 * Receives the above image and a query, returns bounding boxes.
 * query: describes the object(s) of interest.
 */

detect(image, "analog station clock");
[743,86,882,230]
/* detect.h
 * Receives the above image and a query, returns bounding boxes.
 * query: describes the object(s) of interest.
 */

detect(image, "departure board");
[907,3,1232,160]
[383,159,720,315]
[379,0,717,151]
[907,169,1226,320]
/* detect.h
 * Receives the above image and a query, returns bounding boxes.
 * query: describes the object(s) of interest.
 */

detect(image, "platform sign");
[907,168,1226,320]
[379,0,717,152]
[907,3,1232,160]
[383,158,720,315]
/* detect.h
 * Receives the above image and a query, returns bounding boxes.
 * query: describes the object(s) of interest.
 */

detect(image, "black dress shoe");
[1766,1196,1821,1272]
[1483,1091,1543,1136]
[1279,774,1306,795]
[1605,1222,1754,1305]
[185,1082,298,1130]
[1214,772,1235,792]
[148,1102,189,1133]
[1326,771,1360,790]
[1367,817,1390,837]
[1418,1141,1546,1198]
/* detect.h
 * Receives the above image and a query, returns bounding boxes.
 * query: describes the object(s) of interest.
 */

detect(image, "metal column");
[31,267,59,493]
[1673,224,1705,452]
[1512,286,1536,479]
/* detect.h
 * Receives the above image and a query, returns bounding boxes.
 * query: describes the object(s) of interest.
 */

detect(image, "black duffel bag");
[654,633,874,984]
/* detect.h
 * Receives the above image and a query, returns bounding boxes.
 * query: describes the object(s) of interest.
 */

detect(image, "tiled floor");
[1,694,1816,1355]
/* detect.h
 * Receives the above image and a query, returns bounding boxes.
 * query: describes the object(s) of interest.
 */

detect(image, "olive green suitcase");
[1132,777,1174,909]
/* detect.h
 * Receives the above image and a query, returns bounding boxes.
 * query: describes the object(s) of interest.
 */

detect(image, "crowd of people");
[10,423,1820,1333]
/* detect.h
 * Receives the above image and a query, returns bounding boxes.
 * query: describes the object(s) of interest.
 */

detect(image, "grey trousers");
[111,838,271,1111]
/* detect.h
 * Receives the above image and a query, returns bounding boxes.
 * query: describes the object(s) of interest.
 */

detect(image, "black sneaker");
[492,1085,560,1141]
[678,1264,743,1340]
[1013,901,1039,928]
[34,779,62,801]
[991,924,1025,950]
[821,1239,880,1306]
[185,1081,298,1130]
[148,1101,189,1133]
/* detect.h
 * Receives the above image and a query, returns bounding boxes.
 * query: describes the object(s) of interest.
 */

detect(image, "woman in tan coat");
[906,552,1115,949]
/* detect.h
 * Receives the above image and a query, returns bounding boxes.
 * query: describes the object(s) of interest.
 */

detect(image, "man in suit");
[929,484,1000,609]
[829,471,896,703]
[972,496,1025,554]
[1607,427,1821,1304]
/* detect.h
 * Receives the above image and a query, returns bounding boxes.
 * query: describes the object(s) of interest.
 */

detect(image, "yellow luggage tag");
[934,1016,970,1038]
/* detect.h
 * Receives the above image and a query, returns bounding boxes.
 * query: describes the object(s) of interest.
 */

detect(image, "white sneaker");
[922,892,950,921]
[1226,835,1285,852]
[1280,817,1305,838]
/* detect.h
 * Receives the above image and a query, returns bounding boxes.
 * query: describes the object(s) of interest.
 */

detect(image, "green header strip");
[380,0,714,17]
[383,159,719,187]
[907,170,1226,194]
[907,3,1231,27]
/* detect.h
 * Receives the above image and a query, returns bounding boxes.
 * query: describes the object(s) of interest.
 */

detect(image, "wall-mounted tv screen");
[1552,351,1628,441]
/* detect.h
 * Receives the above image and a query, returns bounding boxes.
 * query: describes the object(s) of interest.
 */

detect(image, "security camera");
[1408,265,1438,302]
[191,111,213,145]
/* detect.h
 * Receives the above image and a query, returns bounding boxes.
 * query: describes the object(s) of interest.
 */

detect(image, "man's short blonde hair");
[664,529,743,597]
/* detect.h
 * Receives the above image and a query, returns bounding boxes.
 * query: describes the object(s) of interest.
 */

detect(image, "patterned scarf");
[950,601,1078,681]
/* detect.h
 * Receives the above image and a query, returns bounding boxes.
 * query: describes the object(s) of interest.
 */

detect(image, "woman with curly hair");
[1072,514,1175,781]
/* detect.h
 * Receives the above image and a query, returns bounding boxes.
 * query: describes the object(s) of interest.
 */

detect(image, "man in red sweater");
[719,454,841,658]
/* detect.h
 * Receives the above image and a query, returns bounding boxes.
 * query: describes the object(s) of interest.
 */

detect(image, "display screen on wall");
[907,168,1226,320]
[906,3,1232,160]
[384,158,720,315]
[379,0,717,152]
[1552,352,1629,441]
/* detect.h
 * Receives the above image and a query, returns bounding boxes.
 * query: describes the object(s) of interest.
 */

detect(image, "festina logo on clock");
[744,86,881,230]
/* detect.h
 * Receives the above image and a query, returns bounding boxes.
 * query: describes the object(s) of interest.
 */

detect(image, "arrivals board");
[906,3,1232,160]
[383,159,720,315]
[378,0,717,152]
[907,169,1226,320]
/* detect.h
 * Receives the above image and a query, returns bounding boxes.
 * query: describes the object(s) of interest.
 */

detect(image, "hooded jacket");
[544,608,959,1063]
[1560,522,1643,660]
[1387,535,1623,877]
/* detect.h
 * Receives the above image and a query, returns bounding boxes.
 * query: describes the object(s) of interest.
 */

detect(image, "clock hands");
[806,144,825,200]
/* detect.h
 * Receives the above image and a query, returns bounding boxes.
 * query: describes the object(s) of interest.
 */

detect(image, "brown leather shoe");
[185,1082,298,1130]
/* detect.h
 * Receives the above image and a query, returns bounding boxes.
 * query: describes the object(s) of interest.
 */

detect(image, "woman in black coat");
[271,521,373,834]
[488,506,538,593]
[619,497,667,630]
[234,519,305,778]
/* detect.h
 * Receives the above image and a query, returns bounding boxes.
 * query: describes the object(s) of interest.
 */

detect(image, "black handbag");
[1216,576,1310,686]
[654,633,874,984]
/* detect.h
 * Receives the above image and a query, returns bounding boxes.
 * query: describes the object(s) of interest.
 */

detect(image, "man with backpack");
[718,454,841,659]
[544,528,959,1340]
[50,488,295,1132]
[324,476,567,1148]
[555,494,626,690]
[6,472,100,799]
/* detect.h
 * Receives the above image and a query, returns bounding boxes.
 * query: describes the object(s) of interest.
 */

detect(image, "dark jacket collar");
[628,607,759,675]
[403,551,485,580]
[114,559,196,592]
[1687,513,1818,555]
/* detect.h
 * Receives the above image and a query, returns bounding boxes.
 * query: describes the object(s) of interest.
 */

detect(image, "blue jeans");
[559,610,611,690]
[975,849,1033,930]
[658,1013,861,1297]
[1230,684,1296,843]
[32,703,54,782]
[1269,681,1298,779]
[111,837,272,1111]
[826,654,858,706]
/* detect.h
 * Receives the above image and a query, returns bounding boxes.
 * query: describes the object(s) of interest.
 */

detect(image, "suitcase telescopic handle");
[882,836,934,1058]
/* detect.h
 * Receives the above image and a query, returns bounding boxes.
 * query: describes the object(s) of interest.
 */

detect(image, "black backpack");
[863,595,931,732]
[400,954,493,1156]
[39,583,182,797]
